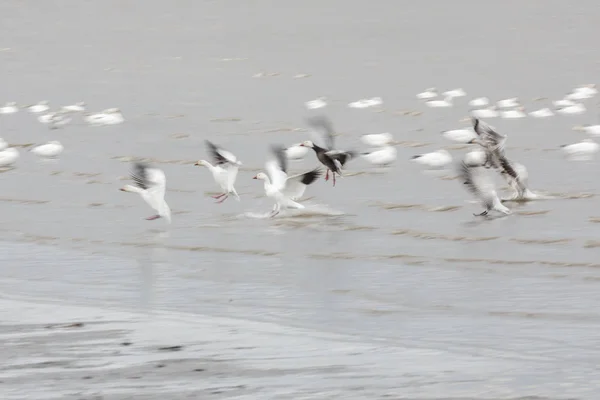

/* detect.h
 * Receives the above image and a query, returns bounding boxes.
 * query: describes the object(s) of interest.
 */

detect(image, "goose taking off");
[119,162,171,223]
[195,140,241,203]
[301,115,355,186]
[253,144,322,217]
[459,156,511,217]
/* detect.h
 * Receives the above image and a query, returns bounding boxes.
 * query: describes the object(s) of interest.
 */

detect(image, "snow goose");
[459,156,511,217]
[119,162,171,223]
[469,97,489,107]
[443,88,466,98]
[411,149,452,169]
[425,96,453,108]
[442,128,477,143]
[0,102,18,114]
[501,107,526,119]
[284,143,309,160]
[561,139,599,160]
[253,144,322,217]
[360,132,393,147]
[416,88,437,100]
[496,98,519,109]
[471,107,499,118]
[0,147,19,167]
[305,97,327,110]
[84,108,124,126]
[574,124,600,136]
[470,118,507,152]
[361,145,397,166]
[529,108,554,118]
[61,102,86,112]
[194,140,241,203]
[38,111,72,129]
[31,141,63,158]
[553,99,576,108]
[574,84,597,97]
[556,103,586,115]
[27,101,50,113]
[301,115,355,186]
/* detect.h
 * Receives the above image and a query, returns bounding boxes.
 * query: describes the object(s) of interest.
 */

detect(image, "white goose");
[443,88,466,98]
[284,143,309,160]
[0,102,18,114]
[119,162,171,223]
[27,101,50,113]
[411,149,452,168]
[361,145,397,166]
[195,140,241,203]
[561,139,599,160]
[0,147,19,167]
[31,141,63,158]
[529,108,554,118]
[61,102,86,112]
[471,107,499,118]
[496,98,519,108]
[574,124,600,136]
[469,97,489,107]
[556,103,586,115]
[305,97,327,110]
[425,96,453,108]
[253,144,322,217]
[500,107,526,119]
[84,108,124,125]
[442,128,477,143]
[38,111,72,128]
[360,132,393,147]
[416,88,437,100]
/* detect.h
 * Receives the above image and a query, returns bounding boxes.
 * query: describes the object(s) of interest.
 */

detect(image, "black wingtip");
[411,155,421,159]
[300,168,322,185]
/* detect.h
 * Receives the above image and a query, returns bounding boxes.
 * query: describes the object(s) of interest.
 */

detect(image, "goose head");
[299,140,315,148]
[253,172,268,181]
[194,160,208,167]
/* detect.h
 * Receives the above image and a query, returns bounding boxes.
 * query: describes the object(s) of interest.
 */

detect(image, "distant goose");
[574,84,597,97]
[573,124,600,136]
[360,132,393,147]
[566,91,593,101]
[411,149,452,169]
[425,96,453,108]
[443,88,466,98]
[0,147,19,167]
[61,102,86,112]
[0,102,18,114]
[556,103,586,115]
[84,108,124,125]
[496,98,519,108]
[119,162,171,223]
[361,145,397,166]
[469,97,490,107]
[194,140,241,203]
[529,108,554,118]
[305,97,327,110]
[301,115,355,186]
[553,99,577,108]
[31,141,63,158]
[253,144,322,217]
[561,139,599,160]
[471,107,499,118]
[284,143,309,160]
[27,101,50,113]
[442,128,477,143]
[459,157,511,217]
[500,107,526,119]
[348,97,383,109]
[38,111,72,129]
[416,88,437,100]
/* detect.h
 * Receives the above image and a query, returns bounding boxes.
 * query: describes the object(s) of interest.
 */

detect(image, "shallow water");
[1,0,600,398]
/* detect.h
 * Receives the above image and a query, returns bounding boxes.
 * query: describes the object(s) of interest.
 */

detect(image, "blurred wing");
[224,164,239,190]
[498,155,527,192]
[265,160,288,192]
[205,140,237,165]
[306,115,335,150]
[282,168,321,200]
[325,150,355,166]
[472,118,506,150]
[459,161,495,209]
[270,144,288,174]
[131,162,150,190]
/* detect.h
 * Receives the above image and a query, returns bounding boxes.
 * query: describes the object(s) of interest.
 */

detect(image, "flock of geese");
[1,83,598,223]
[0,101,124,166]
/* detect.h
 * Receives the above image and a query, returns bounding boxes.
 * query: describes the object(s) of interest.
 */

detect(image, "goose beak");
[119,187,126,191]
[252,175,258,179]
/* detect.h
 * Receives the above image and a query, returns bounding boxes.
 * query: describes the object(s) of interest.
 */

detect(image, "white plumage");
[31,141,63,158]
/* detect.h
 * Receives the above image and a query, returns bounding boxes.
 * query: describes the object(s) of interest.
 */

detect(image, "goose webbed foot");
[211,193,227,199]
[473,210,489,217]
[215,195,229,204]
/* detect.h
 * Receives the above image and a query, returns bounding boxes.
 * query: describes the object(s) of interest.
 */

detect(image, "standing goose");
[300,115,355,186]
[253,144,322,217]
[195,140,241,203]
[119,162,171,223]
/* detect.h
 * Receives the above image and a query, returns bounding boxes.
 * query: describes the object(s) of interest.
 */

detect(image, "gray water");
[1,1,600,398]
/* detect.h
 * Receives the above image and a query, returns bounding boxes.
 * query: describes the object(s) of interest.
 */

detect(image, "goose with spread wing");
[459,155,511,217]
[300,115,355,186]
[195,140,241,203]
[253,144,321,217]
[119,162,171,223]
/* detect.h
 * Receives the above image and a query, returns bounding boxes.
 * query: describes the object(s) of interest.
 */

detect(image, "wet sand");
[1,0,600,398]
